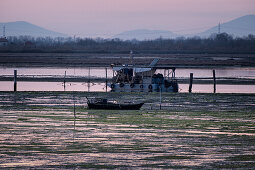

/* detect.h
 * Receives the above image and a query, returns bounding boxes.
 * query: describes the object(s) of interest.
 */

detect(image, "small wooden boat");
[86,98,144,110]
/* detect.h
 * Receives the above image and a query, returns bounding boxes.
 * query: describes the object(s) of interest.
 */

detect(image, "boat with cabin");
[108,58,178,92]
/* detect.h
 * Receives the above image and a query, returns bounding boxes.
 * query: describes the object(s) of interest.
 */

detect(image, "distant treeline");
[1,33,255,54]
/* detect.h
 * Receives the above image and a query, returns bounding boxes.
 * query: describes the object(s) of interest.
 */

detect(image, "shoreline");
[0,53,255,67]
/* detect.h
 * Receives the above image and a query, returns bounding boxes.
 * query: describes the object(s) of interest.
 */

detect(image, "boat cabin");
[109,61,178,92]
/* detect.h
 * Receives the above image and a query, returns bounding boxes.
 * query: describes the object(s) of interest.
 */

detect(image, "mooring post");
[73,92,76,118]
[14,70,17,92]
[189,73,193,93]
[74,101,76,118]
[88,67,90,92]
[64,71,66,91]
[105,67,108,92]
[213,70,216,93]
[159,86,162,110]
[72,91,76,143]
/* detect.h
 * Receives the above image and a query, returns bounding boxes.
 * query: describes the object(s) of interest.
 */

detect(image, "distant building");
[0,37,8,46]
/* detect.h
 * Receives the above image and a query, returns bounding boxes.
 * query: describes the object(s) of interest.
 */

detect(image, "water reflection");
[0,81,254,93]
[0,67,255,93]
[0,67,113,78]
[1,67,255,78]
[179,84,255,93]
[0,81,109,92]
[157,67,255,78]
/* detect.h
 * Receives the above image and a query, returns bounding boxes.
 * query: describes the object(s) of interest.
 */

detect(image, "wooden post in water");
[105,67,108,92]
[64,71,66,91]
[73,92,76,142]
[14,70,17,92]
[73,101,76,118]
[189,73,193,93]
[72,92,76,142]
[88,67,90,92]
[159,86,162,110]
[213,70,216,93]
[73,92,76,118]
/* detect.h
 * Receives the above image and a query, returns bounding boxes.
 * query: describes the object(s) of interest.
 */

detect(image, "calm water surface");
[0,67,254,93]
[0,67,255,78]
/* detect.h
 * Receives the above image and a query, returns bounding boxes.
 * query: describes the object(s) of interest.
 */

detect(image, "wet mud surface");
[0,92,254,169]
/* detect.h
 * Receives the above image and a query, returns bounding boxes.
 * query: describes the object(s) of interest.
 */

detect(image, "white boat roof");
[134,68,152,73]
[113,66,152,73]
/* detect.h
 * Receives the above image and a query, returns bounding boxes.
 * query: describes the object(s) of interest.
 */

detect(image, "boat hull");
[109,83,178,92]
[87,102,144,110]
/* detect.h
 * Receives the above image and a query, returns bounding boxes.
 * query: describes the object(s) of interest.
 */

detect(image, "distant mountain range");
[0,21,67,37]
[114,15,255,40]
[0,15,254,39]
[198,15,255,37]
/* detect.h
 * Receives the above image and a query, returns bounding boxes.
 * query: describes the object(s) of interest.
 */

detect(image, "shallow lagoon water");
[0,66,255,78]
[0,67,255,93]
[0,81,255,93]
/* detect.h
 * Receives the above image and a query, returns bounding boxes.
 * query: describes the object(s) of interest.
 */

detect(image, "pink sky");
[1,0,254,37]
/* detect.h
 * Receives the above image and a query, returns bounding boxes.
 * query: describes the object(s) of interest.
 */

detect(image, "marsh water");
[0,67,254,93]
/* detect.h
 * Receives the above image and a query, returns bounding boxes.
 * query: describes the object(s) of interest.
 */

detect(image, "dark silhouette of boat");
[87,98,144,110]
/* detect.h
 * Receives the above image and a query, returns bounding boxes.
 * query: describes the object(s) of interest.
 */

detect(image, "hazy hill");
[198,15,255,37]
[114,15,255,40]
[1,15,254,39]
[113,29,179,40]
[0,21,67,37]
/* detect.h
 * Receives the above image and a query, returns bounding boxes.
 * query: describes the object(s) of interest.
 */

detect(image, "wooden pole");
[64,71,66,91]
[14,70,17,92]
[73,92,76,118]
[159,86,162,110]
[213,70,216,93]
[88,67,90,92]
[105,67,108,92]
[73,101,76,118]
[189,73,193,93]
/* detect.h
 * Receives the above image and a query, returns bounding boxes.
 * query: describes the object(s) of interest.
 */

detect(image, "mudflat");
[0,92,254,168]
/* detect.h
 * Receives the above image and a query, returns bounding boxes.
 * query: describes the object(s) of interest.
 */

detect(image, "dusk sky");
[1,0,254,37]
